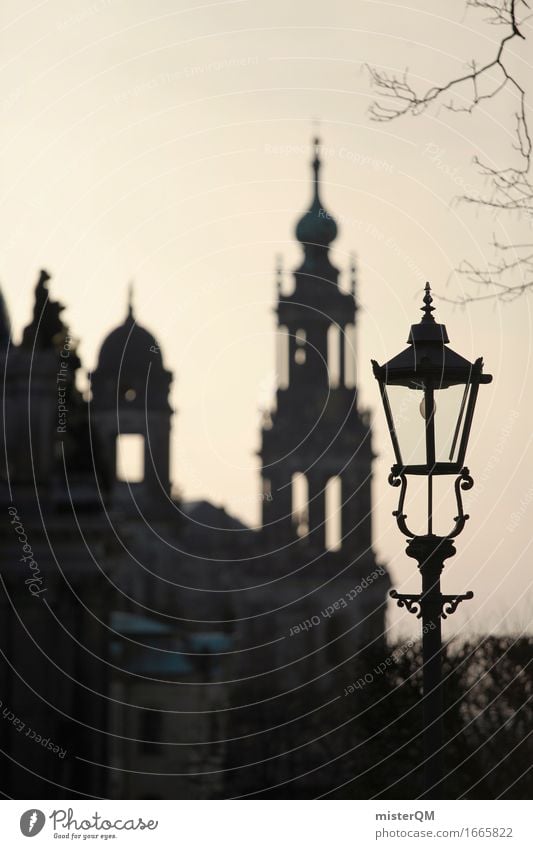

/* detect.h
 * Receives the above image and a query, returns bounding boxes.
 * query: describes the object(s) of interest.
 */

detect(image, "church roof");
[181,500,250,532]
[126,652,194,677]
[96,288,164,374]
[187,632,233,652]
[111,611,173,636]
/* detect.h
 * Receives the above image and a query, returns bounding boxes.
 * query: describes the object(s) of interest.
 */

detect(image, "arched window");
[292,472,309,538]
[325,476,342,551]
[277,327,289,389]
[344,323,356,388]
[294,328,306,365]
[116,434,144,482]
[327,325,341,388]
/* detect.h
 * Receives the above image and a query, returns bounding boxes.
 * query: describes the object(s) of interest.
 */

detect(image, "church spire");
[311,136,321,206]
[127,282,134,320]
[295,137,338,250]
[260,135,370,554]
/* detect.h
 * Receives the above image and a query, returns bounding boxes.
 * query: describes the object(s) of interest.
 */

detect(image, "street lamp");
[372,282,492,798]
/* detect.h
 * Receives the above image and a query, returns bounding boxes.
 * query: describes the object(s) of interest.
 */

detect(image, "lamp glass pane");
[434,382,472,464]
[385,384,427,466]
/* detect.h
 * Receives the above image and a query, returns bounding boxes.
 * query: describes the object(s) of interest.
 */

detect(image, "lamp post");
[372,283,492,799]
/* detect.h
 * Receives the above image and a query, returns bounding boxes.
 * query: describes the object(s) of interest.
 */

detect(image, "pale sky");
[1,0,532,637]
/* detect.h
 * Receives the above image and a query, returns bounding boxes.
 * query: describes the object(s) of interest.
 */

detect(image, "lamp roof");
[372,283,492,388]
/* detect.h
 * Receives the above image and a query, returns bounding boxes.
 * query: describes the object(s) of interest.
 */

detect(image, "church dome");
[295,138,338,247]
[96,292,163,376]
[92,287,172,412]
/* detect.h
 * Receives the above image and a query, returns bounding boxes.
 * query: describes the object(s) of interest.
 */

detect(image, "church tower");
[260,139,373,556]
[91,289,173,511]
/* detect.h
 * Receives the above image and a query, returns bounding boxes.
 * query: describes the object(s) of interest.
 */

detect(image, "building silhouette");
[92,288,173,511]
[261,137,373,557]
[0,139,389,798]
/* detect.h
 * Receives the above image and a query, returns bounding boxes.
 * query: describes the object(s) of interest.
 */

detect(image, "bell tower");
[260,139,373,556]
[91,288,173,511]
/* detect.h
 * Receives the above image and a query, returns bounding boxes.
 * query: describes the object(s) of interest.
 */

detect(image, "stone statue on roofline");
[21,269,69,352]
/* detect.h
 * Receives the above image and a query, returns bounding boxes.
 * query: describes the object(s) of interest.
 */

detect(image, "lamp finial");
[421,282,435,323]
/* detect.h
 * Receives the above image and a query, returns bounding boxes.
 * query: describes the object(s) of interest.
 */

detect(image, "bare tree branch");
[367,0,533,303]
